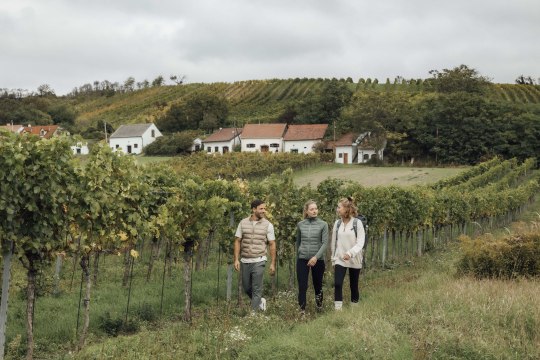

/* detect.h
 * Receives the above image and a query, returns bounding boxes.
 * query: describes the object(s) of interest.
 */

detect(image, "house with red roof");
[240,123,287,153]
[21,125,64,139]
[283,124,328,154]
[203,127,242,154]
[334,133,358,164]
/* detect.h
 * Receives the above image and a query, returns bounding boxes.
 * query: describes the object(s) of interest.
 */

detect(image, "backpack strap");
[333,219,342,257]
[352,217,358,238]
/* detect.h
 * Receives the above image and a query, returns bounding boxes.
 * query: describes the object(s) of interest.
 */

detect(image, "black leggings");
[296,259,325,310]
[334,264,361,303]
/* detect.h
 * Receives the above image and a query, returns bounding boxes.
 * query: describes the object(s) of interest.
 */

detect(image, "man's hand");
[234,259,240,272]
[307,256,317,267]
[269,263,275,275]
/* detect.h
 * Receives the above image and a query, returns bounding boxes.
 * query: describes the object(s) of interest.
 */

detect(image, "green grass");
[293,164,468,187]
[64,196,540,360]
[133,155,173,165]
[66,242,540,360]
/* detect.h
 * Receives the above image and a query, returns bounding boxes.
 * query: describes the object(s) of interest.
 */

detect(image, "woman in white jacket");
[331,197,365,310]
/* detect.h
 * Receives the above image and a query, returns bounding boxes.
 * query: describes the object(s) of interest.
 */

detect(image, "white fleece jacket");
[330,218,365,269]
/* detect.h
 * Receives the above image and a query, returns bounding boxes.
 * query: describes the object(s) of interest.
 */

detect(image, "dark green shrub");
[98,312,124,336]
[136,302,157,322]
[457,232,540,279]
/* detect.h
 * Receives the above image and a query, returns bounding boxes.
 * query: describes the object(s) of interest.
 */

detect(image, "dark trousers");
[334,264,361,303]
[296,259,325,310]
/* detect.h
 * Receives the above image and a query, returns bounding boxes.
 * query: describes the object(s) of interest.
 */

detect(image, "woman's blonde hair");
[338,196,358,219]
[303,200,318,219]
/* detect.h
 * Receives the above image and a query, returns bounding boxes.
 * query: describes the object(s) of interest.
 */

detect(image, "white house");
[240,123,287,153]
[334,133,358,164]
[109,123,162,155]
[191,138,203,152]
[357,132,386,163]
[203,127,242,154]
[283,124,328,154]
[71,141,89,155]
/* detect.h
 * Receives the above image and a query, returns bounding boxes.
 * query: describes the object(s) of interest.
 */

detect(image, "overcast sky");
[1,0,538,95]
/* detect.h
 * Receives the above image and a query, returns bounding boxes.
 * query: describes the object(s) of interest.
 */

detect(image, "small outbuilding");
[203,127,242,154]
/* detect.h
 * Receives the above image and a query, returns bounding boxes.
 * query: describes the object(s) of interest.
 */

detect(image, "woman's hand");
[307,256,317,266]
[342,253,351,261]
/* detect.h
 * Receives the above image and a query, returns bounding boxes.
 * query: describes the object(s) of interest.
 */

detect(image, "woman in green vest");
[295,200,329,312]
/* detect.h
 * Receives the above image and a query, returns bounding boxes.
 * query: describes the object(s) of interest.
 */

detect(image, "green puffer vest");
[296,217,329,260]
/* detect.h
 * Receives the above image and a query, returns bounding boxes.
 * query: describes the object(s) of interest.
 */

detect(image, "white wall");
[358,149,384,163]
[110,137,144,154]
[241,138,283,153]
[284,140,319,154]
[204,139,234,154]
[71,143,89,155]
[335,145,356,164]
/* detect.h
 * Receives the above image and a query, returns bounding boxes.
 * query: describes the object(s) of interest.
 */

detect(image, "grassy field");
[66,200,540,360]
[293,164,468,187]
[132,156,467,187]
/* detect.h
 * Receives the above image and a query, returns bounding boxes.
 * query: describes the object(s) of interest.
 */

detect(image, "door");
[127,145,132,154]
[343,152,348,164]
[261,145,269,153]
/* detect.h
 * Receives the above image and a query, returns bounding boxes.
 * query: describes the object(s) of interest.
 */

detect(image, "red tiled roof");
[283,124,328,141]
[204,128,242,143]
[21,125,61,139]
[324,140,336,150]
[240,123,287,139]
[334,133,357,146]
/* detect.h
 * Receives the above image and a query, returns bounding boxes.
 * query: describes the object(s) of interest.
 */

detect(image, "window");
[270,143,279,148]
[151,130,156,138]
[246,143,256,148]
[207,147,211,152]
[134,144,139,149]
[338,153,343,158]
[115,144,120,149]
[291,149,298,153]
[214,146,219,152]
[363,154,369,160]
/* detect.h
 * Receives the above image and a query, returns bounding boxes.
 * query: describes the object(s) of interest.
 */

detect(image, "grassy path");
[71,199,540,360]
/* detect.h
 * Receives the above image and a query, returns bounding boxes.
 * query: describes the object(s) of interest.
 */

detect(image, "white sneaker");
[334,301,343,310]
[259,297,267,311]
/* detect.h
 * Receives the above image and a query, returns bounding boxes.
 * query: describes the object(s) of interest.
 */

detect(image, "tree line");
[2,65,540,164]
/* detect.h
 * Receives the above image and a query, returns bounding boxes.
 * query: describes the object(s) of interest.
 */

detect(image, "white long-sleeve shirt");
[330,218,365,269]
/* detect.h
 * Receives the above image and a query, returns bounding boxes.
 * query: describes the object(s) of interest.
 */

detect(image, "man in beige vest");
[234,199,276,312]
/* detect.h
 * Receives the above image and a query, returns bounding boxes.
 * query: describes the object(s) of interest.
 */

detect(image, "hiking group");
[234,197,366,313]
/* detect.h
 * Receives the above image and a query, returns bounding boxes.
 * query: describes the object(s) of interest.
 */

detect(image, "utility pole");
[104,121,108,143]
